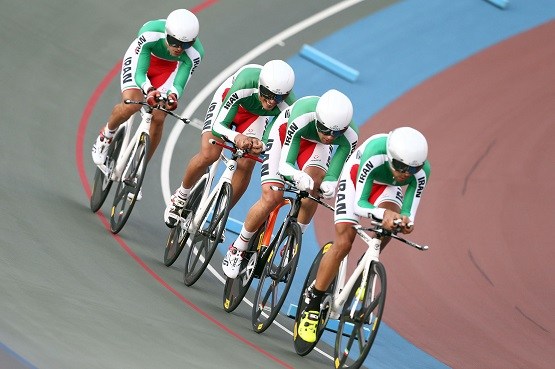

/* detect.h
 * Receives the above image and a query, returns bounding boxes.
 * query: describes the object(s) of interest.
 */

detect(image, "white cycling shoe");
[222,245,244,279]
[91,131,111,165]
[164,193,187,228]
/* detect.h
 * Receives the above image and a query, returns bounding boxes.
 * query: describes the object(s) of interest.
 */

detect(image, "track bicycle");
[90,97,189,234]
[163,139,263,287]
[240,182,334,334]
[293,221,428,369]
[222,196,287,313]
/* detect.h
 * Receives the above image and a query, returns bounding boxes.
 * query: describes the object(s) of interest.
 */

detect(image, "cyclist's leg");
[297,157,355,342]
[181,131,222,189]
[177,75,230,191]
[164,132,222,227]
[229,114,265,206]
[148,109,167,162]
[92,88,142,165]
[106,89,143,130]
[233,116,285,248]
[222,120,283,278]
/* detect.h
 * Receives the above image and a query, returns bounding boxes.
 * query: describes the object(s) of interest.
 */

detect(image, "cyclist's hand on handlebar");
[320,180,337,199]
[249,138,264,155]
[400,216,414,234]
[293,171,314,191]
[146,89,162,107]
[165,92,178,111]
[383,211,413,234]
[234,134,253,151]
[382,210,401,231]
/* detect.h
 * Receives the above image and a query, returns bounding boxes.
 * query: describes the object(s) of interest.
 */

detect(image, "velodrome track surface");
[2,0,554,368]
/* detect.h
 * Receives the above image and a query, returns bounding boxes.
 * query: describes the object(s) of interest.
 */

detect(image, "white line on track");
[160,0,364,361]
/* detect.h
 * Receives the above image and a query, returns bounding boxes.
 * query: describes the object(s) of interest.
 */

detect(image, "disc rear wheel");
[223,222,266,312]
[164,178,206,266]
[251,221,301,333]
[183,182,232,286]
[90,128,124,212]
[110,133,149,234]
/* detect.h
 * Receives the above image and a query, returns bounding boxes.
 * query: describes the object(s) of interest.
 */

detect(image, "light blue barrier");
[484,0,509,9]
[299,44,360,83]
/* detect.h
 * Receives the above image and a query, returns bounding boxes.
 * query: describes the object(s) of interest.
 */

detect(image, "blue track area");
[226,1,555,368]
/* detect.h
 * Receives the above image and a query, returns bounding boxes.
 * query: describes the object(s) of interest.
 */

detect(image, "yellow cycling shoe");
[297,310,320,343]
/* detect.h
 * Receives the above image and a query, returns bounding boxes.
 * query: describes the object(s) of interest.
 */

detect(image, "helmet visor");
[166,35,195,49]
[390,158,423,174]
[316,120,347,138]
[259,85,288,103]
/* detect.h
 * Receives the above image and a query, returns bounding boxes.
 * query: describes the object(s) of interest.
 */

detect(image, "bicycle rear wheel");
[251,221,301,333]
[293,241,336,356]
[164,178,207,266]
[90,128,125,212]
[110,133,150,234]
[334,261,387,369]
[223,221,267,313]
[183,182,232,286]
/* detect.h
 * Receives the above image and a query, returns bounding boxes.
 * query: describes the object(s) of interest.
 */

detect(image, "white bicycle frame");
[181,140,243,249]
[95,109,151,182]
[328,225,382,320]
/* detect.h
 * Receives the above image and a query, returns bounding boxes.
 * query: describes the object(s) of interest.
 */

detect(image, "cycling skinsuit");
[120,19,204,97]
[335,133,431,224]
[209,65,296,141]
[261,96,359,185]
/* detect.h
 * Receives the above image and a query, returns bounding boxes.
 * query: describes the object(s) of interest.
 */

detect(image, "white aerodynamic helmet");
[165,9,199,46]
[386,127,428,173]
[258,60,295,102]
[315,89,353,134]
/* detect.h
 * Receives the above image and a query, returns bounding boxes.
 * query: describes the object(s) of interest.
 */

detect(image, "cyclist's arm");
[211,87,256,142]
[278,112,313,181]
[169,41,204,99]
[399,162,431,222]
[323,123,359,182]
[133,20,166,93]
[134,41,157,93]
[353,149,385,219]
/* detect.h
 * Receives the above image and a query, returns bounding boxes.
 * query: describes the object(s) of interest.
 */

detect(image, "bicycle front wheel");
[110,133,150,234]
[293,241,336,356]
[164,178,207,266]
[334,260,387,369]
[183,182,232,286]
[90,128,125,212]
[252,221,301,333]
[223,221,267,313]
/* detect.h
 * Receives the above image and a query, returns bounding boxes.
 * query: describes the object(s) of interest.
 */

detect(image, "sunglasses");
[259,85,288,103]
[390,158,423,174]
[166,35,195,49]
[315,120,347,138]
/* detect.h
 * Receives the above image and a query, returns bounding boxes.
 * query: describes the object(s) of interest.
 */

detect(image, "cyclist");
[297,126,431,342]
[222,89,360,279]
[164,60,296,228]
[91,9,204,200]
